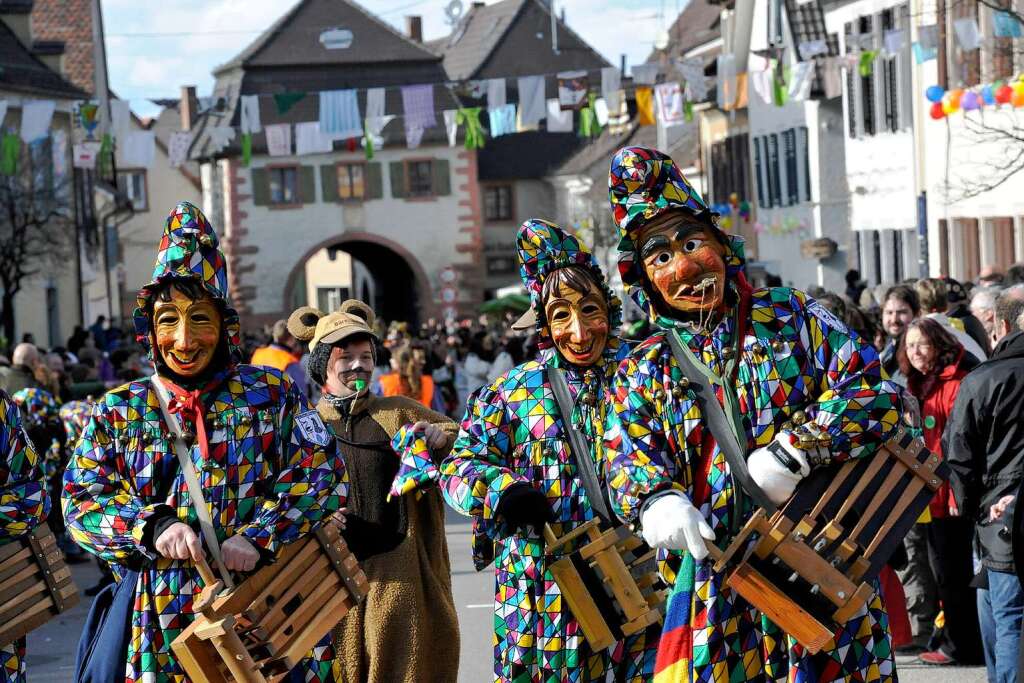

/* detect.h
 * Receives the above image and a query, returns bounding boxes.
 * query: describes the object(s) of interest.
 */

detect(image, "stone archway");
[283,232,436,326]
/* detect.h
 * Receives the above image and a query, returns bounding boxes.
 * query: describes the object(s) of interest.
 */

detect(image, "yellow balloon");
[942,98,959,114]
[1014,81,1024,96]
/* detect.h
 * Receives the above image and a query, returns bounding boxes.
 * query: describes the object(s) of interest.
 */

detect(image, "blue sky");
[100,0,680,119]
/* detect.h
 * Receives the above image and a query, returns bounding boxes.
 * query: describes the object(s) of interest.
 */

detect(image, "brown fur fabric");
[319,394,460,682]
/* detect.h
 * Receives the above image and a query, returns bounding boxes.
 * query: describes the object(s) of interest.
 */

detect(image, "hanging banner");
[557,70,589,111]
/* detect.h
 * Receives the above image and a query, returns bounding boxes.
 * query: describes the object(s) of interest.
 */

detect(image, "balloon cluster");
[926,79,1024,119]
[710,195,752,230]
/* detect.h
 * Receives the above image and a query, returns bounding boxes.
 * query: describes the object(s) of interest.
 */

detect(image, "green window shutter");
[365,162,383,199]
[320,164,340,203]
[251,168,269,206]
[389,161,406,198]
[432,159,451,196]
[299,166,317,203]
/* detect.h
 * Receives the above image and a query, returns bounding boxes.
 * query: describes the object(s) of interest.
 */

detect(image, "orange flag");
[636,87,655,126]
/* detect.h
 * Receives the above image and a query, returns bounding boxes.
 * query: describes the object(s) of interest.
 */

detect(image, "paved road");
[24,514,986,682]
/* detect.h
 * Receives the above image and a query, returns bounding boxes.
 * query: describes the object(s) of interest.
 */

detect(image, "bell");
[199,234,214,248]
[182,430,196,444]
[671,385,685,399]
[781,421,794,432]
[792,411,809,426]
[653,389,667,402]
[579,391,595,406]
[721,346,735,360]
[676,377,690,390]
[771,340,786,353]
[751,342,765,356]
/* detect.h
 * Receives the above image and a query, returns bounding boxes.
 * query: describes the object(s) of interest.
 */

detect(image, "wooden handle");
[195,555,217,587]
[704,539,724,563]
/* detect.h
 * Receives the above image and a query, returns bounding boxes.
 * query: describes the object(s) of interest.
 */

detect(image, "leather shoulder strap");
[665,330,777,514]
[548,367,613,525]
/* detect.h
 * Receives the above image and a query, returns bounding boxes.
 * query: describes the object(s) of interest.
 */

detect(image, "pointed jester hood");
[516,218,621,349]
[608,146,747,325]
[132,201,242,364]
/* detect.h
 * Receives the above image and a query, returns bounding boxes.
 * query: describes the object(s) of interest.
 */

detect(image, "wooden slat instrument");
[171,518,368,683]
[707,426,945,653]
[0,524,80,647]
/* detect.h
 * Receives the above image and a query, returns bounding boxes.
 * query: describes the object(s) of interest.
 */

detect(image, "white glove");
[748,433,812,506]
[640,492,716,560]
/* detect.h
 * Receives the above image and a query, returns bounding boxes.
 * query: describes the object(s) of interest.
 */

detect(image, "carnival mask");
[543,275,609,367]
[638,213,726,317]
[152,288,222,378]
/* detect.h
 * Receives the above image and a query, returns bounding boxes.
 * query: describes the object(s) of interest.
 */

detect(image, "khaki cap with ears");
[287,299,379,350]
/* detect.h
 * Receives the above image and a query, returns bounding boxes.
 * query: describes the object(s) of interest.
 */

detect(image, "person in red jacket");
[898,317,984,666]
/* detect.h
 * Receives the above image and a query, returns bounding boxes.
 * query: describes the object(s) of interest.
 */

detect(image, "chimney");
[406,15,422,43]
[180,85,198,131]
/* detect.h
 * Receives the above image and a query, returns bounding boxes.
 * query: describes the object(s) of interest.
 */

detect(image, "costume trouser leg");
[896,522,938,639]
[927,517,983,664]
[979,570,1024,683]
[0,638,25,683]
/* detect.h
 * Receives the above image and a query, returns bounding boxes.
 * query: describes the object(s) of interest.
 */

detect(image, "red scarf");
[159,375,225,463]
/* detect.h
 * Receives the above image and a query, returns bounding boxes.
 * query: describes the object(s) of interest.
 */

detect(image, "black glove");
[496,484,553,532]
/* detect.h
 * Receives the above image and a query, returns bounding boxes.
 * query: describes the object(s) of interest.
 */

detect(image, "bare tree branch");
[0,138,74,344]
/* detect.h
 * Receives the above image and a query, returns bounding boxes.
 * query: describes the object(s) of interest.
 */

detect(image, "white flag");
[20,100,55,143]
[546,99,573,132]
[486,78,506,111]
[600,67,621,100]
[443,109,458,147]
[109,99,132,140]
[265,124,291,156]
[788,62,815,101]
[654,82,685,126]
[239,94,262,134]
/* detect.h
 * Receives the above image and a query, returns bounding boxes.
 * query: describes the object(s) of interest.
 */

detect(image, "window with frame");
[406,160,434,197]
[484,185,513,221]
[269,166,299,205]
[117,170,148,211]
[336,163,365,201]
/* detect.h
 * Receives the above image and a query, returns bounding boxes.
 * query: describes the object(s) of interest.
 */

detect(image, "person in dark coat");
[945,277,991,357]
[946,292,1024,683]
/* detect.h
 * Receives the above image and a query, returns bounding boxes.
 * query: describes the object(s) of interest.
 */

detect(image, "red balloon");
[997,85,1014,104]
[930,102,946,119]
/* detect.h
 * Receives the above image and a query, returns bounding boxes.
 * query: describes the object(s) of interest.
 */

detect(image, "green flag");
[273,92,307,115]
[0,134,19,176]
[457,108,485,149]
[241,133,252,166]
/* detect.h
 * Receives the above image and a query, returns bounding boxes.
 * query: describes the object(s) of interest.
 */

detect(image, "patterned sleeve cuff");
[131,503,177,557]
[237,523,279,555]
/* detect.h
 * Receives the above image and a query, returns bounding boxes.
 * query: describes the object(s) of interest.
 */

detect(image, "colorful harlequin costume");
[12,388,63,480]
[62,202,347,683]
[0,390,49,683]
[602,147,902,682]
[287,301,461,683]
[440,219,656,682]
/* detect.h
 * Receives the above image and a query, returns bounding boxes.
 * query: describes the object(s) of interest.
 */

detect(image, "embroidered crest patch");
[296,410,331,446]
[807,299,848,334]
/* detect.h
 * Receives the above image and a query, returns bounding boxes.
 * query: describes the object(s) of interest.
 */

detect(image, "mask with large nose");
[636,211,728,317]
[152,287,223,378]
[542,267,609,367]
